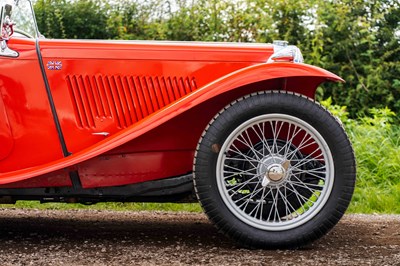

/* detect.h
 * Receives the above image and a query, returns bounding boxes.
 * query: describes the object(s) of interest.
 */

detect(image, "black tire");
[193,91,356,249]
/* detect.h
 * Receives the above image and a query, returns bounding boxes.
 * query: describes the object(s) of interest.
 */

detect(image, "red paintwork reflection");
[0,38,63,172]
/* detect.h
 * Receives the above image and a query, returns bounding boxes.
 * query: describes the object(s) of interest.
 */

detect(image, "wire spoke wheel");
[194,92,356,249]
[217,114,333,231]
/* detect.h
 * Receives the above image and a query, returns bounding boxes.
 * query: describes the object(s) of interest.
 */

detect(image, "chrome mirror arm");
[0,4,18,58]
[0,39,18,57]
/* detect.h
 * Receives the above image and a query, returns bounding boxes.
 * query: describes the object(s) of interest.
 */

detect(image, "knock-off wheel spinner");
[245,140,303,189]
[259,157,291,187]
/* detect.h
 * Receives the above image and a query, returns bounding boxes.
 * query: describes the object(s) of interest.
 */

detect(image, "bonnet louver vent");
[66,75,198,129]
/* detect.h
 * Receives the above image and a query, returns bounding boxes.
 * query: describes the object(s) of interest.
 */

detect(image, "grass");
[346,118,400,214]
[1,100,398,214]
[322,99,400,214]
[0,201,202,212]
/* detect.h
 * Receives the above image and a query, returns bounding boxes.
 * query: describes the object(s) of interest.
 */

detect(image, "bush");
[33,0,400,118]
[322,99,400,213]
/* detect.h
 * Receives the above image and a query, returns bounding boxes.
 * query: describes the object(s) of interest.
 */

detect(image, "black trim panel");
[35,39,70,157]
[0,174,195,203]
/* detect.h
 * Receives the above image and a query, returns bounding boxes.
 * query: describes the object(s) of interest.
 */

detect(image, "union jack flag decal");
[47,61,63,70]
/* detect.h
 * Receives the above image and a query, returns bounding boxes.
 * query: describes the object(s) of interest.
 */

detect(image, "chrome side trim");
[92,132,110,137]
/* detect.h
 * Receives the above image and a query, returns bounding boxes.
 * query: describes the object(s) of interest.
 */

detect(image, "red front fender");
[203,62,343,97]
[0,62,343,184]
[196,62,343,101]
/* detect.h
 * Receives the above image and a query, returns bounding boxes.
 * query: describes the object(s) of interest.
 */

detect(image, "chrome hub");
[267,164,285,181]
[258,156,291,187]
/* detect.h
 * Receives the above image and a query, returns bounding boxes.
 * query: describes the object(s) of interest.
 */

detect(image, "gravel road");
[0,208,399,265]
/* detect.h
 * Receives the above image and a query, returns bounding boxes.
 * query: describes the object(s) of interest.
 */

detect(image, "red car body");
[0,38,341,188]
[0,1,355,249]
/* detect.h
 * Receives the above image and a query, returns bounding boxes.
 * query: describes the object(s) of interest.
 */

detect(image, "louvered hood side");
[40,39,264,153]
[66,74,197,129]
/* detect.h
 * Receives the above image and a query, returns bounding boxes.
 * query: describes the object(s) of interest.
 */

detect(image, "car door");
[0,1,64,173]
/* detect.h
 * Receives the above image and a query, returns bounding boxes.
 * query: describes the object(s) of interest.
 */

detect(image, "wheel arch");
[192,62,343,100]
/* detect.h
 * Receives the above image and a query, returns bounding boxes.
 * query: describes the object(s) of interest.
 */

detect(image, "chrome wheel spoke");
[279,123,302,158]
[235,133,264,161]
[284,182,316,204]
[291,152,324,169]
[277,187,297,220]
[223,163,257,175]
[227,174,262,194]
[291,166,326,180]
[252,123,275,160]
[228,144,259,168]
[289,176,323,199]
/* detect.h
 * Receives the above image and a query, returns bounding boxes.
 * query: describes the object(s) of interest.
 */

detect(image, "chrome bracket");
[0,40,18,58]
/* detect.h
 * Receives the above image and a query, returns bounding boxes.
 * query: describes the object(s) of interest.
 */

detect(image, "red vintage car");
[0,0,355,248]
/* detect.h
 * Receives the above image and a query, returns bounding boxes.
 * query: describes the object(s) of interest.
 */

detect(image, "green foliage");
[348,108,400,214]
[34,0,67,38]
[0,201,202,212]
[320,97,349,123]
[33,0,400,117]
[323,101,400,214]
[34,0,112,39]
[308,0,400,117]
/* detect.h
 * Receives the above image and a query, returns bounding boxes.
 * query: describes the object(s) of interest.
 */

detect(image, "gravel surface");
[0,208,399,265]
